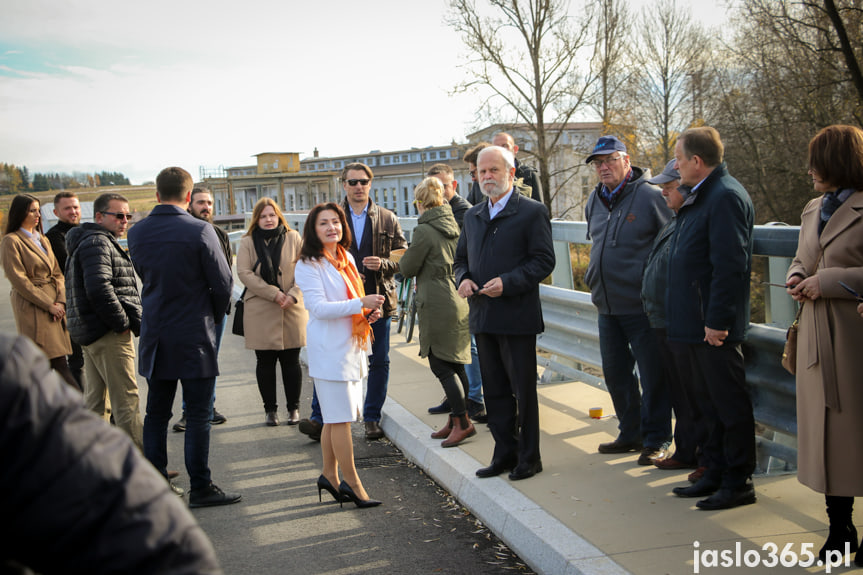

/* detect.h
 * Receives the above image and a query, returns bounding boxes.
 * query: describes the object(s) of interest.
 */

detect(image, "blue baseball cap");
[586,136,627,164]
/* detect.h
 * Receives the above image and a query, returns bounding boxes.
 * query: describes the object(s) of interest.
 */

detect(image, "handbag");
[782,250,822,374]
[781,306,801,375]
[232,259,260,337]
[232,290,247,336]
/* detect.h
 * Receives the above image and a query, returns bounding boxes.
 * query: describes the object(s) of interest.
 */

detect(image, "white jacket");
[294,255,369,382]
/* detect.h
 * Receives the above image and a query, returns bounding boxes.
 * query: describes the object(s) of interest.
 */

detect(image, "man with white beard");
[453,146,555,481]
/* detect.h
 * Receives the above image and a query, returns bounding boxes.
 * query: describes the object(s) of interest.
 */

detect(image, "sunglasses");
[344,178,370,186]
[102,211,133,221]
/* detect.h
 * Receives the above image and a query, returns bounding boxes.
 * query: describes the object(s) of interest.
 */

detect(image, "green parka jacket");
[398,204,470,364]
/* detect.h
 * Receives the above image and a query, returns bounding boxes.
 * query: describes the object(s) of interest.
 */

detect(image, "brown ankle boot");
[441,414,476,448]
[431,415,453,439]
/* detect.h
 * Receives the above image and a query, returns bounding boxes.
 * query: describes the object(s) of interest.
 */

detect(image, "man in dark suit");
[454,146,555,481]
[128,167,240,508]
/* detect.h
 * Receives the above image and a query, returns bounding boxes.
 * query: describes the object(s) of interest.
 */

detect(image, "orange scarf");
[323,244,373,349]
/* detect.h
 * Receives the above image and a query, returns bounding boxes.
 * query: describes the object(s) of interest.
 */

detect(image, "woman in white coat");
[294,203,385,509]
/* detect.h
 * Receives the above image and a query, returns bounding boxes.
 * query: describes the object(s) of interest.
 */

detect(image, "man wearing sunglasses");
[584,135,673,467]
[298,162,406,442]
[66,193,144,453]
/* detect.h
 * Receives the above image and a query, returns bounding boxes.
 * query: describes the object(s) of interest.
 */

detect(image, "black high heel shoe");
[338,481,382,509]
[317,475,347,503]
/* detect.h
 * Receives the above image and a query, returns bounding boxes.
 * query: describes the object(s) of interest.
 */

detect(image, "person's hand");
[275,292,295,309]
[478,277,503,298]
[789,275,821,301]
[367,309,382,324]
[49,302,65,321]
[704,327,728,347]
[361,294,385,309]
[362,256,382,271]
[458,279,479,299]
[858,301,863,318]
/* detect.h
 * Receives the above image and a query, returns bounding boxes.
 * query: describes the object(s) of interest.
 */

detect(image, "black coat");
[666,163,754,344]
[65,223,142,346]
[45,220,75,274]
[454,191,555,335]
[0,332,222,574]
[128,205,233,380]
[447,193,472,230]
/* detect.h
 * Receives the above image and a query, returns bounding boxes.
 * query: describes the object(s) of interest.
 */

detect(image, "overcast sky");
[0,0,730,184]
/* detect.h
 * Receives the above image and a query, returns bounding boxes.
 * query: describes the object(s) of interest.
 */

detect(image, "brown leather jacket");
[341,197,407,318]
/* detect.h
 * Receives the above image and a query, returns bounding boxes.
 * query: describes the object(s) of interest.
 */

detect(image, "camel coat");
[237,231,307,351]
[787,191,863,496]
[0,230,72,359]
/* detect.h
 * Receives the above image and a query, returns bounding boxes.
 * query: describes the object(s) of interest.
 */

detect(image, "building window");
[384,157,390,165]
[401,154,408,162]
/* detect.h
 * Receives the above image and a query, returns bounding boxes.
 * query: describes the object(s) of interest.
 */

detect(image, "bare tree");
[588,0,636,132]
[633,0,710,167]
[448,0,595,213]
[705,0,863,224]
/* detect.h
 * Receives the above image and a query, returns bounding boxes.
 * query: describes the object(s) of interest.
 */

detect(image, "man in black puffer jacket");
[66,192,144,452]
[0,332,222,574]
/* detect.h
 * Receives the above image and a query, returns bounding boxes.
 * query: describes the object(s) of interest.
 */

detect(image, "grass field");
[0,185,159,220]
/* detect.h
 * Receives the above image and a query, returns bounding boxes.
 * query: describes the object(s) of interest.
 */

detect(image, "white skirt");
[314,378,363,424]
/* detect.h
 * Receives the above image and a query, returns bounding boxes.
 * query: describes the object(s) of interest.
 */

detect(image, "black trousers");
[675,342,755,488]
[475,333,540,466]
[254,348,302,413]
[656,328,705,465]
[427,350,469,416]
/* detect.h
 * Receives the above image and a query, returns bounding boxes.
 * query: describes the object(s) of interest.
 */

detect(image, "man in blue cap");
[584,136,673,465]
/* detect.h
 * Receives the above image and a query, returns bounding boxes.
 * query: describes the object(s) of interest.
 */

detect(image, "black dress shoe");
[597,439,642,454]
[672,477,720,498]
[172,415,186,432]
[509,461,543,481]
[467,399,488,423]
[364,421,384,440]
[476,458,517,478]
[428,397,451,414]
[637,446,669,465]
[189,482,242,508]
[696,484,756,510]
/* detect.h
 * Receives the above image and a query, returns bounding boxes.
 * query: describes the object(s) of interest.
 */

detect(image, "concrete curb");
[381,399,631,575]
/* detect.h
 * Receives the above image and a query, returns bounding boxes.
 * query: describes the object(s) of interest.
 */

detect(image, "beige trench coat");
[237,232,307,351]
[0,230,72,358]
[787,191,863,496]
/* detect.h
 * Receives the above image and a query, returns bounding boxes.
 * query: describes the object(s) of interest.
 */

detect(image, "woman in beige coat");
[238,198,307,426]
[786,125,863,565]
[0,194,77,390]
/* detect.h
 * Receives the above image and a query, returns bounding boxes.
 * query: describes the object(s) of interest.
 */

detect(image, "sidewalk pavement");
[381,328,850,575]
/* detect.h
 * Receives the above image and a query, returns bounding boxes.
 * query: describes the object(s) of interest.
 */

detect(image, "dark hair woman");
[294,203,385,508]
[0,194,78,390]
[237,197,307,426]
[786,124,863,566]
[397,178,474,447]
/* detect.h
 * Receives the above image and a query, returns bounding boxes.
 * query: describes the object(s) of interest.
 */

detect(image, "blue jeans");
[143,376,214,491]
[465,334,484,404]
[597,313,671,449]
[181,318,224,419]
[311,316,391,424]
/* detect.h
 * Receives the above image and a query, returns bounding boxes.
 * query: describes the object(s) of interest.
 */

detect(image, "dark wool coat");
[454,191,555,335]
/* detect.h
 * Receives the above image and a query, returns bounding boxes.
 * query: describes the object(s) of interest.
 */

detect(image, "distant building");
[201,123,604,222]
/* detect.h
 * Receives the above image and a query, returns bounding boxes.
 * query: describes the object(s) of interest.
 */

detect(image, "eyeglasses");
[344,178,371,186]
[102,211,133,221]
[591,155,626,168]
